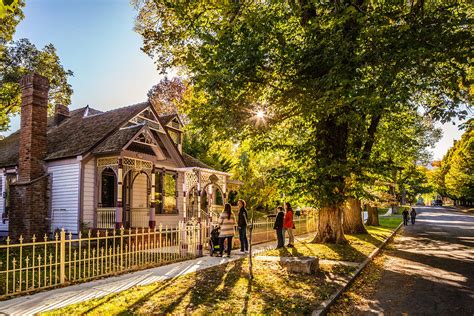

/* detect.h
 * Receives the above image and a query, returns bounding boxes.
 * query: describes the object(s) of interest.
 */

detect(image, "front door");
[131,172,149,227]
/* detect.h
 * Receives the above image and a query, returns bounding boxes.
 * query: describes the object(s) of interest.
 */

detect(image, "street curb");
[312,221,404,316]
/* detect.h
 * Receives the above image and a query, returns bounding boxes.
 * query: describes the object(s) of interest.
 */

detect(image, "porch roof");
[176,166,231,177]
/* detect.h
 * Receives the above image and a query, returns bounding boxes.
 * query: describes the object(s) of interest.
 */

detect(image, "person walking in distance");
[218,203,236,257]
[237,199,249,253]
[283,202,295,248]
[273,206,285,249]
[410,208,417,225]
[402,208,409,226]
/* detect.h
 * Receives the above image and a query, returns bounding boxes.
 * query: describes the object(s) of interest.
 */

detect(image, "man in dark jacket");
[237,199,249,253]
[410,208,417,225]
[274,206,285,249]
[402,208,409,226]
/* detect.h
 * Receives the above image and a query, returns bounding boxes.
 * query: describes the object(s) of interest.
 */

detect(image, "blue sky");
[5,0,468,160]
[13,0,163,111]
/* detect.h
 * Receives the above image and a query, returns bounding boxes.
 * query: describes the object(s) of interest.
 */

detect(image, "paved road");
[357,206,474,315]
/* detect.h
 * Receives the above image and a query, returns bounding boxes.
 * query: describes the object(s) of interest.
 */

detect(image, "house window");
[155,171,178,214]
[100,169,116,207]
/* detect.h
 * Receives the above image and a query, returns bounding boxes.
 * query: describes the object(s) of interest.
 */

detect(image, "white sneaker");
[238,250,245,254]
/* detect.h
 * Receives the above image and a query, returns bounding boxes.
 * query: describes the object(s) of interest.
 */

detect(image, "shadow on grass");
[183,259,244,314]
[349,232,385,248]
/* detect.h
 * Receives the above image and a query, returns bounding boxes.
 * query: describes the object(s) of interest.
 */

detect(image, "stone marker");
[255,256,319,274]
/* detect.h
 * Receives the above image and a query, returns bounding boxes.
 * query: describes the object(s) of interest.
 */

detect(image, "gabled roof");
[46,102,148,160]
[0,101,215,173]
[92,125,143,155]
[0,102,148,167]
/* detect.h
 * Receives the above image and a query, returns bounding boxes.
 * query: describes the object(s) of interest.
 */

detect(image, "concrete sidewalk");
[0,233,314,315]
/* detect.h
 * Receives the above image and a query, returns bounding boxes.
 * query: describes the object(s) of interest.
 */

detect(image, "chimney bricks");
[9,73,50,240]
[54,104,70,125]
[18,73,49,183]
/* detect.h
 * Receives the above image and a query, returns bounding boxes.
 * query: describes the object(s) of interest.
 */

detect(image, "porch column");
[197,170,201,222]
[149,166,156,229]
[196,170,203,256]
[223,177,227,204]
[115,158,123,228]
[182,175,187,222]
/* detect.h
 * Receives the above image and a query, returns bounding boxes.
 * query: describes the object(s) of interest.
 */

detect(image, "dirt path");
[344,206,474,315]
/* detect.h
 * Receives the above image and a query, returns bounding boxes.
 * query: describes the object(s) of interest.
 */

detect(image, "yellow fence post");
[59,229,66,284]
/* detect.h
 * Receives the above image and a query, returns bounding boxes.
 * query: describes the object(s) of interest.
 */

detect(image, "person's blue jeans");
[276,229,284,248]
[238,227,248,251]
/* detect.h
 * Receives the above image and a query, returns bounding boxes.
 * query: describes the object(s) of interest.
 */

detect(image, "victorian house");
[0,74,238,238]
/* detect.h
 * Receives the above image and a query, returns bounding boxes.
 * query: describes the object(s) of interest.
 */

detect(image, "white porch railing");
[96,208,115,229]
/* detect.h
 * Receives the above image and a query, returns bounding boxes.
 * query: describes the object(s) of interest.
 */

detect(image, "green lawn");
[264,216,402,263]
[43,215,401,315]
[43,258,345,315]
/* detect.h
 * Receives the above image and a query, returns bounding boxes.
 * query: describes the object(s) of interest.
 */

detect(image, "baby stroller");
[209,226,221,256]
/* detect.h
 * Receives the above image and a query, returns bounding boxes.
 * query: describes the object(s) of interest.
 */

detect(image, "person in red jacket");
[283,202,295,248]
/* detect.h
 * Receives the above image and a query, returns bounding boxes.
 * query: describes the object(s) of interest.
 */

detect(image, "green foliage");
[362,110,441,205]
[0,39,73,131]
[0,0,23,44]
[1,4,73,132]
[148,76,186,114]
[135,1,472,210]
[436,120,474,203]
[398,166,434,204]
[183,127,235,173]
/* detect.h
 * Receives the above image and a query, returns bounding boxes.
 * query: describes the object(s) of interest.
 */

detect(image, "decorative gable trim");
[126,107,165,133]
[123,126,166,161]
[166,116,183,131]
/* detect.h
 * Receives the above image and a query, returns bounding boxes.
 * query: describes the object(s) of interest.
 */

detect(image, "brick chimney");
[18,73,49,183]
[54,104,70,125]
[9,73,50,241]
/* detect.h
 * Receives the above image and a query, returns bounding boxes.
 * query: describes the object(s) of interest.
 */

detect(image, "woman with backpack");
[218,203,236,257]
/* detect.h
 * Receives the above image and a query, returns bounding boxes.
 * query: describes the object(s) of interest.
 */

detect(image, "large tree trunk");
[366,205,380,226]
[343,198,368,234]
[311,206,347,244]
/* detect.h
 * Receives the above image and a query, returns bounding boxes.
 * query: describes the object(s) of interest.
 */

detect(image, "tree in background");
[1,2,73,132]
[183,127,235,173]
[148,77,186,115]
[435,120,474,205]
[134,1,472,243]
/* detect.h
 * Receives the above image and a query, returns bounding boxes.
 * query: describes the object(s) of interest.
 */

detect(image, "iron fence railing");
[0,214,317,300]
